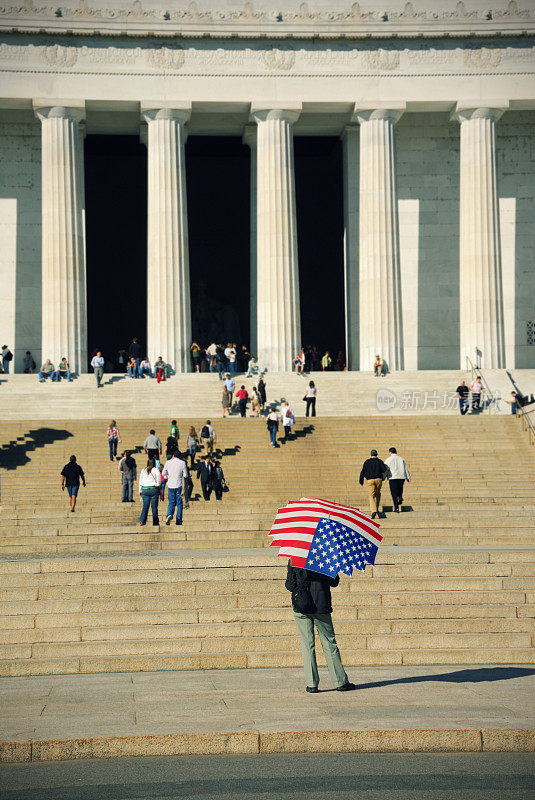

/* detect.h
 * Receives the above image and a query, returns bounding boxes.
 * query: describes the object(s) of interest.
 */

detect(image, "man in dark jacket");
[196,454,214,501]
[359,448,387,519]
[285,562,354,693]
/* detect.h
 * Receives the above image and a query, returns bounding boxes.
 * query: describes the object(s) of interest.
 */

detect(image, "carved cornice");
[0,1,534,39]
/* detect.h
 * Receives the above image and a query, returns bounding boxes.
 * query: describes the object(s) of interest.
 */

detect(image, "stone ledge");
[2,728,534,762]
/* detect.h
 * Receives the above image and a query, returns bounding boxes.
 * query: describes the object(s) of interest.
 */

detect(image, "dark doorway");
[295,137,345,361]
[186,136,250,347]
[84,135,147,368]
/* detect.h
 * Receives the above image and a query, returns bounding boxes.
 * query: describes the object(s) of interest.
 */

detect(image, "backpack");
[4,350,12,362]
[201,425,210,439]
[292,572,315,614]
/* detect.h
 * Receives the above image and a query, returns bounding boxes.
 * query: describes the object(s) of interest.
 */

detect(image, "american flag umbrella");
[268,497,382,578]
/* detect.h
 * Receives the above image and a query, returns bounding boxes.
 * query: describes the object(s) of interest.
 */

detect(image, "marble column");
[452,104,506,369]
[342,125,359,370]
[251,105,301,373]
[34,104,87,374]
[355,107,404,372]
[242,125,258,358]
[142,106,191,373]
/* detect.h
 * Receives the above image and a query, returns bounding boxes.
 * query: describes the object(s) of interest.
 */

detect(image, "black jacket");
[128,342,142,358]
[285,562,339,614]
[196,461,214,486]
[359,457,387,485]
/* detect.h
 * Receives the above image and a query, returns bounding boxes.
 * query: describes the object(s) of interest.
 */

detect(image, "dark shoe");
[336,682,356,692]
[70,508,75,513]
[371,512,377,519]
[394,507,400,513]
[166,515,172,526]
[176,520,182,526]
[306,686,319,694]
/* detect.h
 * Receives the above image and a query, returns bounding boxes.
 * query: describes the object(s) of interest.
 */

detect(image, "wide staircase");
[0,416,534,676]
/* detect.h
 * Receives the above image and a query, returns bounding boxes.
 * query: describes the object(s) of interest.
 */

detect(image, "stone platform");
[1,665,534,761]
[1,369,534,419]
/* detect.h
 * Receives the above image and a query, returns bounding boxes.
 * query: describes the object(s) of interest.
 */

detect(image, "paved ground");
[1,665,534,760]
[1,753,535,800]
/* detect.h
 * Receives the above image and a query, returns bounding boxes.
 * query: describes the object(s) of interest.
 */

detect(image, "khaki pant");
[367,478,382,513]
[202,437,214,456]
[293,612,348,689]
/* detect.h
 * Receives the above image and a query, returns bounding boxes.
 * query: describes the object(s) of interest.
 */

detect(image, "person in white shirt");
[162,453,189,526]
[384,447,411,513]
[138,459,161,526]
[281,401,295,443]
[139,358,153,378]
[469,377,484,413]
[90,351,105,388]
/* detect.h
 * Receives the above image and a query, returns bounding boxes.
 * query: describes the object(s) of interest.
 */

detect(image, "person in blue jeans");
[266,408,279,447]
[138,459,161,526]
[162,453,189,526]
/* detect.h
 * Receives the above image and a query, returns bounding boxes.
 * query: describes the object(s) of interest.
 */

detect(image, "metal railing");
[465,356,501,413]
[517,405,535,446]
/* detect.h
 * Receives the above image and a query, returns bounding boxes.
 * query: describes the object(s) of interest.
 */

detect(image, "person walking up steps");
[213,460,227,501]
[236,385,249,418]
[163,451,189,526]
[143,429,162,463]
[304,380,317,417]
[200,420,216,456]
[138,459,161,526]
[266,407,279,448]
[91,351,104,388]
[107,420,121,462]
[281,401,295,443]
[197,453,214,501]
[61,455,86,513]
[118,451,137,502]
[285,562,354,694]
[384,446,411,513]
[359,449,387,519]
[186,426,199,470]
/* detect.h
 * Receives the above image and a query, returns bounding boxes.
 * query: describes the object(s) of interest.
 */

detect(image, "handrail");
[465,355,501,413]
[517,404,535,446]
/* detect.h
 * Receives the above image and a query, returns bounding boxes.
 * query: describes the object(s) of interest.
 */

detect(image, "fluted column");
[342,125,359,370]
[355,107,404,372]
[243,125,258,358]
[452,104,506,369]
[252,105,301,372]
[34,104,87,373]
[142,106,191,373]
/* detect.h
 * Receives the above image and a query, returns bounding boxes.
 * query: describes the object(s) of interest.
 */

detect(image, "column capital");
[242,124,257,149]
[250,102,302,124]
[33,100,85,123]
[352,103,405,125]
[450,101,509,124]
[141,103,191,124]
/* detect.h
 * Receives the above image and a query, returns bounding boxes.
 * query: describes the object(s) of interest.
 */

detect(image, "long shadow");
[103,375,126,386]
[0,428,74,470]
[354,666,535,692]
[293,424,315,439]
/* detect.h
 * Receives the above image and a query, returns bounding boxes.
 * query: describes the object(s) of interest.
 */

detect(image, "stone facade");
[0,0,534,372]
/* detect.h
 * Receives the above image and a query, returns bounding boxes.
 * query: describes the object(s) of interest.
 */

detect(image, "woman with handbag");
[285,562,354,694]
[212,460,228,501]
[304,381,317,417]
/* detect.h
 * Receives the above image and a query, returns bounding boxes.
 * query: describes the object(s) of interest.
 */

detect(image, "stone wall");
[0,110,41,373]
[498,110,535,369]
[396,110,535,370]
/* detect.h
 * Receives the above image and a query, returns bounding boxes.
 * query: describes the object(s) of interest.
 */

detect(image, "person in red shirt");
[236,385,249,418]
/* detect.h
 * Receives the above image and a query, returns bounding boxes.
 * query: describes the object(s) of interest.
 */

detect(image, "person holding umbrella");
[285,563,355,694]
